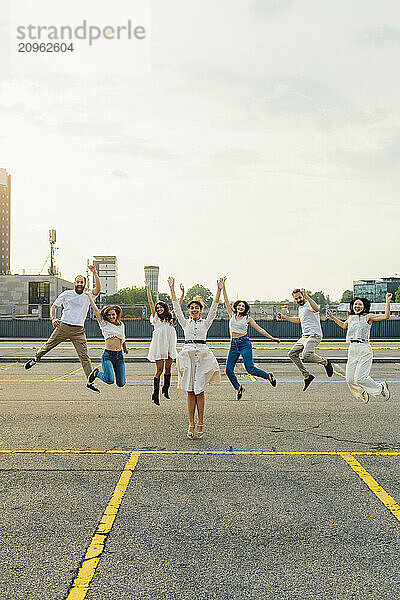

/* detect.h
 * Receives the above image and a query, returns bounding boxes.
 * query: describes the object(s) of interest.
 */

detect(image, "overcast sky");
[1,0,399,301]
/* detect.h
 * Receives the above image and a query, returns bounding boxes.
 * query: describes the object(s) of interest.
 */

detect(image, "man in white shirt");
[24,265,101,393]
[278,288,333,391]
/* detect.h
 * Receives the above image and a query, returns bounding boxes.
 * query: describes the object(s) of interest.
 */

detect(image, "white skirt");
[176,344,220,395]
[148,326,177,362]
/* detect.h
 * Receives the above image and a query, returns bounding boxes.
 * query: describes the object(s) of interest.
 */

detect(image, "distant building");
[337,302,400,317]
[0,168,11,274]
[144,265,159,300]
[92,256,118,297]
[353,277,400,303]
[0,274,73,317]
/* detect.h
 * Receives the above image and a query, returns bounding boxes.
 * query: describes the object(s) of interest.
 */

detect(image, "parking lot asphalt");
[0,351,400,600]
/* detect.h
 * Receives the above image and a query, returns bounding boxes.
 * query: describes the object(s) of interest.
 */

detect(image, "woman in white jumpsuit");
[168,277,223,438]
[327,293,392,403]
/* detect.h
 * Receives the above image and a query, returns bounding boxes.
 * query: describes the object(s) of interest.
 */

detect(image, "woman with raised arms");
[86,293,128,389]
[222,277,280,399]
[327,293,392,403]
[145,279,184,405]
[168,277,223,439]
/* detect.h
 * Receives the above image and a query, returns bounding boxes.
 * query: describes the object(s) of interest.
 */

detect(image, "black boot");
[152,377,160,405]
[162,373,171,399]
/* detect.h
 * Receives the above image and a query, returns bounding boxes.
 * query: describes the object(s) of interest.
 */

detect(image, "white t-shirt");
[99,319,126,342]
[53,290,97,327]
[298,300,323,337]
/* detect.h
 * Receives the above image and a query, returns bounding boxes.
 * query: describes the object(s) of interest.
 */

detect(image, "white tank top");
[229,315,248,335]
[346,314,371,343]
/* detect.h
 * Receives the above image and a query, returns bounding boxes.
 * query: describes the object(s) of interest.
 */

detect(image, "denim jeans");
[225,335,270,390]
[96,350,126,387]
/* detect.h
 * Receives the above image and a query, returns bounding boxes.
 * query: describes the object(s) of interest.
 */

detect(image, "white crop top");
[99,319,126,342]
[229,315,248,335]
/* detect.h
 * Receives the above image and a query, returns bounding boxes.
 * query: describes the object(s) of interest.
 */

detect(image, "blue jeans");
[225,335,270,390]
[96,350,126,387]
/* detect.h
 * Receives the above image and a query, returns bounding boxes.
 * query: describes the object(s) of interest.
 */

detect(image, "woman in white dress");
[146,279,182,405]
[168,276,223,439]
[327,293,392,403]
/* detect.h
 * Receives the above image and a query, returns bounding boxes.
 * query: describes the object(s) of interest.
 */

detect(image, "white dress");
[173,300,220,395]
[147,314,177,362]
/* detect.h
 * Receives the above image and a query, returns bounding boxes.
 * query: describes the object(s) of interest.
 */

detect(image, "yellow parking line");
[0,379,55,382]
[66,451,141,600]
[1,448,400,456]
[333,369,346,379]
[51,367,83,381]
[340,453,400,523]
[0,449,132,454]
[0,362,18,369]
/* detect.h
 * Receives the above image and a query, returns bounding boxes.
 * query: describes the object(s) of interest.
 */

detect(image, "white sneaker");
[361,391,369,404]
[380,382,390,401]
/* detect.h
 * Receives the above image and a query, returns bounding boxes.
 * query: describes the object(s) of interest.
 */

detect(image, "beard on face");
[75,284,84,294]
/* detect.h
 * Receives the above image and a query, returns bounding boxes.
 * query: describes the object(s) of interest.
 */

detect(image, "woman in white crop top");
[222,278,280,399]
[85,293,128,388]
[328,293,392,402]
[146,278,184,405]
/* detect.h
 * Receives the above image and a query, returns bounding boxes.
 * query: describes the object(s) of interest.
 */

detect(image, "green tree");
[104,286,147,305]
[308,291,331,307]
[183,284,213,308]
[341,290,353,303]
[103,286,173,317]
[395,286,400,303]
[159,292,172,304]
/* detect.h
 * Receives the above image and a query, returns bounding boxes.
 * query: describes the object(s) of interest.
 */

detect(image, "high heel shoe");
[187,424,195,439]
[196,424,204,439]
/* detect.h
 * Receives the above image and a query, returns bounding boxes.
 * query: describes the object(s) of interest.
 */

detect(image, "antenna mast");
[48,229,57,275]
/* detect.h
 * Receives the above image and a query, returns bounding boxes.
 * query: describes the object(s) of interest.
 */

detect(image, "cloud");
[358,25,400,46]
[94,135,174,160]
[182,148,262,182]
[252,0,295,17]
[331,129,400,173]
[110,169,130,179]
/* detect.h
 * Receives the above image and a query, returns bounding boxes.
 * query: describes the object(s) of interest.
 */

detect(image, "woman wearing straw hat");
[168,277,223,439]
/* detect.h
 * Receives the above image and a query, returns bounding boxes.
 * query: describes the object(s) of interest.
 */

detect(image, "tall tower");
[144,265,159,300]
[0,169,11,275]
[92,255,118,297]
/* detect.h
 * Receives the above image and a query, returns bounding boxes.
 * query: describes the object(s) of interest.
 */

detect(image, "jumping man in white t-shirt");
[277,288,333,391]
[24,265,101,393]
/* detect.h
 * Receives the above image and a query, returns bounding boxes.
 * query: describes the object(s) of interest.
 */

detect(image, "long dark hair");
[349,297,371,315]
[155,301,173,322]
[233,300,250,316]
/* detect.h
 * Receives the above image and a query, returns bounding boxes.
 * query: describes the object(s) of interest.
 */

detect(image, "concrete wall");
[0,275,73,315]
